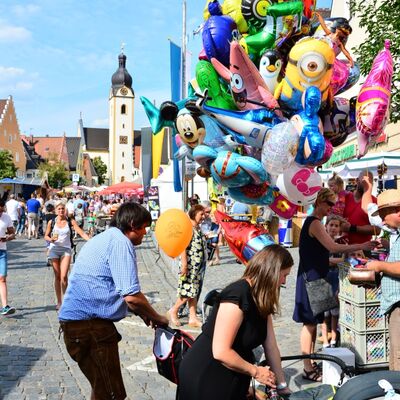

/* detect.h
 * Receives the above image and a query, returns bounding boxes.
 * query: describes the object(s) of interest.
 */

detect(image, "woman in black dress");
[178,244,293,400]
[293,188,375,382]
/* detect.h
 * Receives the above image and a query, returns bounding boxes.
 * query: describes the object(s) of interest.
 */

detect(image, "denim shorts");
[48,246,72,260]
[60,319,126,400]
[0,250,7,277]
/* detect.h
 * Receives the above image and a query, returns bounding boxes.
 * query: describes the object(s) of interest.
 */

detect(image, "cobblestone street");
[0,234,316,399]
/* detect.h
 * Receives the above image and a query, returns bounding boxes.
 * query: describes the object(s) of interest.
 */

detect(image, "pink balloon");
[356,40,393,157]
[331,59,350,95]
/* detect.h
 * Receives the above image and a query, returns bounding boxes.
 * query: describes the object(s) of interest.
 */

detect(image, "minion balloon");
[274,37,335,116]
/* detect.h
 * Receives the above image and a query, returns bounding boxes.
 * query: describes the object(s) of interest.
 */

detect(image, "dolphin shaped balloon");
[188,92,283,148]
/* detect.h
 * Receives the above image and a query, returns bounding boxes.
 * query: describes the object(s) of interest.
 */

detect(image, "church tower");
[109,49,134,184]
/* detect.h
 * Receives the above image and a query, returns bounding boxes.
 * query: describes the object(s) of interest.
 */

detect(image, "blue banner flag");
[169,40,182,192]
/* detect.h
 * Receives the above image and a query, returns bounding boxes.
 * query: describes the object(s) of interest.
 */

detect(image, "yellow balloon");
[155,209,193,258]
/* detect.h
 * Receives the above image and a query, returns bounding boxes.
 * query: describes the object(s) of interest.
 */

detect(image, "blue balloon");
[202,7,238,67]
[192,148,267,188]
[192,94,283,148]
[292,86,326,166]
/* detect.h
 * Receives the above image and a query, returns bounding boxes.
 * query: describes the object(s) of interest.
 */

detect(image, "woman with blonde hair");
[178,244,293,400]
[293,188,376,382]
[44,201,90,310]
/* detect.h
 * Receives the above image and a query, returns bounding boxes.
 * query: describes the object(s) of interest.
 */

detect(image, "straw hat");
[372,189,400,216]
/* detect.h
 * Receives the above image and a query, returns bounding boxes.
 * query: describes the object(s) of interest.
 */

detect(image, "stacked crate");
[338,263,389,368]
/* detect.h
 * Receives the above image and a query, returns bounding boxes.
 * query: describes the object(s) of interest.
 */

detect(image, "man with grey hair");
[342,169,381,245]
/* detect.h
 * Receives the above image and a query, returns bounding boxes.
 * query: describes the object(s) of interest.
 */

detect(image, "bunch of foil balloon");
[141,0,393,220]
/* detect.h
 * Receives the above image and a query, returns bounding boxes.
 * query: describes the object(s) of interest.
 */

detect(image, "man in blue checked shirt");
[59,202,168,400]
[366,188,400,371]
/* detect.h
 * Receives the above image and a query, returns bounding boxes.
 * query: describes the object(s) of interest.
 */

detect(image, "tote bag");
[303,273,338,317]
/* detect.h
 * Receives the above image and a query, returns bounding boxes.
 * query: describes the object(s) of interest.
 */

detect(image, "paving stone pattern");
[0,234,318,399]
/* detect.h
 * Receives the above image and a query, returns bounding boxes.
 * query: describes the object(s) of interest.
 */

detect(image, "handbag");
[153,326,194,385]
[303,273,339,317]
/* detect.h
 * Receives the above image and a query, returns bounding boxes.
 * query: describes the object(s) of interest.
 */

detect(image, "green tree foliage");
[38,152,69,188]
[0,150,17,179]
[92,156,107,185]
[351,0,400,122]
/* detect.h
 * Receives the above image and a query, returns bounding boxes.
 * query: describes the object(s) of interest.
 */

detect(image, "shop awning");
[0,177,49,187]
[332,152,400,179]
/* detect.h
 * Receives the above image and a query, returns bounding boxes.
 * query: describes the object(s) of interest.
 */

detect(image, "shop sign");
[324,144,356,168]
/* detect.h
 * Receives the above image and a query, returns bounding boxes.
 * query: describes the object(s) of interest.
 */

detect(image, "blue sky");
[0,0,332,137]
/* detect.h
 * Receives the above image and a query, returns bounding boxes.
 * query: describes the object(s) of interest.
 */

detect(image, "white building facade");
[108,52,135,184]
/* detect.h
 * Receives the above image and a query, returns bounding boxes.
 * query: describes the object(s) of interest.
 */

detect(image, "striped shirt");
[59,227,140,322]
[381,233,400,315]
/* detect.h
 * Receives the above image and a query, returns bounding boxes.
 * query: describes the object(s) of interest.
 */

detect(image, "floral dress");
[177,228,206,298]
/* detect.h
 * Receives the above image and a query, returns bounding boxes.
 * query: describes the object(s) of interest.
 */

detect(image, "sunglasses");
[325,200,335,207]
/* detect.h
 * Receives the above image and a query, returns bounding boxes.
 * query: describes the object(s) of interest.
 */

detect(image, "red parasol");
[97,182,142,196]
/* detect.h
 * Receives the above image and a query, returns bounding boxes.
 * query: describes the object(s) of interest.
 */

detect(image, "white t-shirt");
[66,201,75,215]
[0,213,12,251]
[6,199,20,221]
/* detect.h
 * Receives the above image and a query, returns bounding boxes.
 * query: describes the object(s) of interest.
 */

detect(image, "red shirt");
[343,192,377,244]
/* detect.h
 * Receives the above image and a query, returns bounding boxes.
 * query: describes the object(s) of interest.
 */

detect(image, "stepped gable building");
[0,96,27,174]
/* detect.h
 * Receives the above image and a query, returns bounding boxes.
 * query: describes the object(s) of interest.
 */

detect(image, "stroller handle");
[259,353,356,380]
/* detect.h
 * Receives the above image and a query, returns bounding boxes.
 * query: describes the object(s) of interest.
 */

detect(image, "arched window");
[121,104,126,114]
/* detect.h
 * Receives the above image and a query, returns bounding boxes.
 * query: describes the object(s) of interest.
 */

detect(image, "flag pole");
[181,0,188,210]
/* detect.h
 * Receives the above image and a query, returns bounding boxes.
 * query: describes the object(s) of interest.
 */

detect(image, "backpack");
[50,218,74,248]
[153,326,194,385]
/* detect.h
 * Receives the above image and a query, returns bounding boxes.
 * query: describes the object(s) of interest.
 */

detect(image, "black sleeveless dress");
[292,216,330,324]
[178,280,267,400]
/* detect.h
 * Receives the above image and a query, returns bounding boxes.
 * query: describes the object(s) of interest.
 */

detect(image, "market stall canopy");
[97,181,142,195]
[332,152,400,179]
[0,177,49,187]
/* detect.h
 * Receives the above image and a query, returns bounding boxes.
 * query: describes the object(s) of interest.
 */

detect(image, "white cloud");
[0,65,36,94]
[0,66,25,80]
[15,81,33,91]
[12,4,40,17]
[0,20,31,42]
[91,118,109,127]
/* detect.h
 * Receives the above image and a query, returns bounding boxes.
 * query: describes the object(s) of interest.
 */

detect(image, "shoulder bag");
[303,272,339,317]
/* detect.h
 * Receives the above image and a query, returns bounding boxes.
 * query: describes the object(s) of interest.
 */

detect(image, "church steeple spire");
[111,46,132,92]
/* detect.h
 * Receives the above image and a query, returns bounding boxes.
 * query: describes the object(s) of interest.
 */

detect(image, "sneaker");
[1,305,16,315]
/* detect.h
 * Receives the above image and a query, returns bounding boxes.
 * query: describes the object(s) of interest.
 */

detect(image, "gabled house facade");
[0,96,27,176]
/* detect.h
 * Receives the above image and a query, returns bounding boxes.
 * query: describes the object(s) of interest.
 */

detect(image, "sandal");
[312,361,322,372]
[302,368,322,382]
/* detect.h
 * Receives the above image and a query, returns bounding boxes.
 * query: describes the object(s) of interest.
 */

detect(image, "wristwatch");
[277,382,288,390]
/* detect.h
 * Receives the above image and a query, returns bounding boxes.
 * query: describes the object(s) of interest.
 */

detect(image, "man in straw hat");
[366,188,400,370]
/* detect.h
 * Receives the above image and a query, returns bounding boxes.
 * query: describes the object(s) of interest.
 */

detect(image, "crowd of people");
[0,170,399,399]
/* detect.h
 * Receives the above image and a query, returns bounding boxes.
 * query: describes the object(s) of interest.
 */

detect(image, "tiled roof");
[21,139,45,169]
[65,137,81,170]
[83,128,109,151]
[21,135,69,164]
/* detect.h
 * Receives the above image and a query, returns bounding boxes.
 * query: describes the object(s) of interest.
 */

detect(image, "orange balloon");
[155,209,193,258]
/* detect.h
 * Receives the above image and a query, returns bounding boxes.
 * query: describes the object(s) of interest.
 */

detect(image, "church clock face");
[119,136,128,144]
[120,87,128,96]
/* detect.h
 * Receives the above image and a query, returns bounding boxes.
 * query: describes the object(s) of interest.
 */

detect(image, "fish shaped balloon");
[214,210,275,264]
[356,40,393,158]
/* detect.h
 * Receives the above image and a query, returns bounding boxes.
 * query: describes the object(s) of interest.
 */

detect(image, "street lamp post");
[377,162,387,194]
